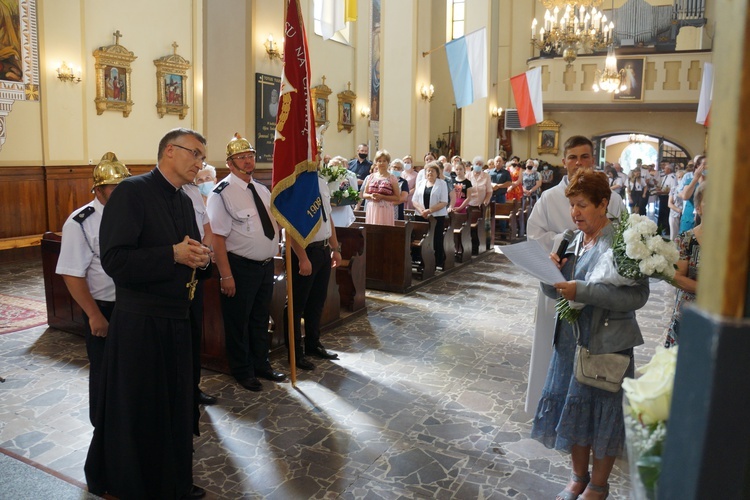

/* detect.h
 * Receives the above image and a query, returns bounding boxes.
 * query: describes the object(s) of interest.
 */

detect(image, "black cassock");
[85,168,209,499]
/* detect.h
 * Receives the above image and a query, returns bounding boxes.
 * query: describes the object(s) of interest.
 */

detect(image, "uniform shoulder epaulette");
[73,206,95,224]
[213,180,229,194]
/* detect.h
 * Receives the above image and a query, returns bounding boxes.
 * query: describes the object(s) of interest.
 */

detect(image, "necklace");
[580,225,605,254]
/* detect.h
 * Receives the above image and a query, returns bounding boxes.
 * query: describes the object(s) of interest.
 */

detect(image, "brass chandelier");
[592,45,626,93]
[531,0,613,66]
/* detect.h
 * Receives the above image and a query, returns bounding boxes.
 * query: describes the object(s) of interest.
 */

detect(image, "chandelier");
[531,0,613,66]
[592,45,626,93]
[629,133,647,143]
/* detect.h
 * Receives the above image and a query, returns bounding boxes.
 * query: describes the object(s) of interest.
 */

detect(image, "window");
[313,0,351,45]
[450,0,465,40]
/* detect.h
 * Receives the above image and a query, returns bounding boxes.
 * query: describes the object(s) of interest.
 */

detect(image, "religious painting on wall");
[154,42,191,119]
[94,30,137,117]
[369,0,380,123]
[104,66,126,101]
[0,0,40,150]
[613,57,645,102]
[337,82,356,133]
[311,77,331,127]
[537,119,561,156]
[255,72,281,163]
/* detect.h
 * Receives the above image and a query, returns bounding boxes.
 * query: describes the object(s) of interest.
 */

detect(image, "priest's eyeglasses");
[171,143,206,162]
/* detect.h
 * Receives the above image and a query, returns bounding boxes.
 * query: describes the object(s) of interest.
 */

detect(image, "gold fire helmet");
[92,152,131,192]
[226,133,255,159]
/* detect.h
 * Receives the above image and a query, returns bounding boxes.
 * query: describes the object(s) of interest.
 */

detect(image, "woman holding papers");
[530,169,649,500]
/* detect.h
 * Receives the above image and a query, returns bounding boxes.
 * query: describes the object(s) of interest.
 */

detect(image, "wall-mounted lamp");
[56,61,81,83]
[264,34,282,60]
[420,84,435,102]
[490,106,503,118]
[360,106,371,119]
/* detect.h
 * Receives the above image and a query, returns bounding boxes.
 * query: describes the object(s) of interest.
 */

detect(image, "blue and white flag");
[445,27,487,109]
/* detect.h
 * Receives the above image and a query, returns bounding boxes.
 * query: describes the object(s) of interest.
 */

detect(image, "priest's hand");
[173,235,211,269]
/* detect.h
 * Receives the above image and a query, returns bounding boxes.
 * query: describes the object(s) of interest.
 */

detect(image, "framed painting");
[311,76,332,126]
[93,31,137,116]
[613,57,645,102]
[154,42,191,119]
[0,0,40,150]
[537,119,561,156]
[337,82,356,133]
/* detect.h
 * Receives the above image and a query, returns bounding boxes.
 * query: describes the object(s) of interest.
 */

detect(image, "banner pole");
[285,239,297,386]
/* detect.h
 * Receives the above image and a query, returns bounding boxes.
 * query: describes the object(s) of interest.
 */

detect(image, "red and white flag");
[510,67,543,128]
[696,62,713,127]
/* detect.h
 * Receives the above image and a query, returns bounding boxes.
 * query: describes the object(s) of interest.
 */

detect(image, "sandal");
[582,482,609,500]
[555,472,590,500]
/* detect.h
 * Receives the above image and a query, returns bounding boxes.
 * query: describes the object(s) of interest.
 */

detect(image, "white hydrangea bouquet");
[319,163,359,206]
[556,212,680,324]
[622,347,679,500]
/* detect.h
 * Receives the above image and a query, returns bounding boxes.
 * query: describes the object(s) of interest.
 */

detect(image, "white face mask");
[472,165,482,173]
[198,181,215,196]
[403,163,413,171]
[390,170,402,178]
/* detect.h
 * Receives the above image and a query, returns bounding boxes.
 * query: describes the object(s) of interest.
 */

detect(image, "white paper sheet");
[500,240,566,285]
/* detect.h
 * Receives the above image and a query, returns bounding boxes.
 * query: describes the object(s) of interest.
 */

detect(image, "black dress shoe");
[181,484,206,499]
[255,369,286,382]
[197,391,217,406]
[236,377,263,392]
[295,356,315,370]
[307,345,339,360]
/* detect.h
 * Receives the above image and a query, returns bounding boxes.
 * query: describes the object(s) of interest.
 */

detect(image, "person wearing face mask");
[401,155,417,209]
[466,156,492,210]
[390,159,410,220]
[348,143,372,189]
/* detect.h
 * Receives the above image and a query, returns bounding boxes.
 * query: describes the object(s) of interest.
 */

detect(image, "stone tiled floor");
[0,249,673,499]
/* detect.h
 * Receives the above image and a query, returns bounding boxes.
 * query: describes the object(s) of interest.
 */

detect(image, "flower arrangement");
[319,164,360,207]
[622,346,679,500]
[556,212,680,324]
[331,185,359,206]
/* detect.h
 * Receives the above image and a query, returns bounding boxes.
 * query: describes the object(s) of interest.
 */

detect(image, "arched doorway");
[592,133,691,173]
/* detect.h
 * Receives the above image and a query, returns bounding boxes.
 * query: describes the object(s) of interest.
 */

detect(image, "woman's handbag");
[574,345,630,392]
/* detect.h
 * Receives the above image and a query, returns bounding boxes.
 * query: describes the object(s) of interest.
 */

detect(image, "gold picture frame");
[154,42,191,119]
[537,119,561,156]
[311,76,332,126]
[337,82,356,133]
[93,31,137,117]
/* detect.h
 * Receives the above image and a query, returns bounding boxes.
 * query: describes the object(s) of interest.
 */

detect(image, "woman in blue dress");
[531,169,650,500]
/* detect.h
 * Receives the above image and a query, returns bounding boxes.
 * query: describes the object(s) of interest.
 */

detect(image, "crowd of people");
[54,128,703,499]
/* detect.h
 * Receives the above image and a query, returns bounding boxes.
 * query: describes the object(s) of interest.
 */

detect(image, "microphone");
[556,229,575,260]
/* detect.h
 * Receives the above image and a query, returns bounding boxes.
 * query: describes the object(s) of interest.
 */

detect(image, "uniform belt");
[307,238,329,249]
[95,300,115,309]
[228,252,273,266]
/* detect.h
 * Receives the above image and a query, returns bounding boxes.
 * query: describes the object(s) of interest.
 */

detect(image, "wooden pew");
[441,213,456,271]
[494,200,520,244]
[335,225,366,312]
[352,220,414,292]
[410,217,436,280]
[468,205,487,255]
[41,232,89,336]
[452,212,472,263]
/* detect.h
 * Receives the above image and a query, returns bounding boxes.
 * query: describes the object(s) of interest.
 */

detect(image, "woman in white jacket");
[412,162,449,268]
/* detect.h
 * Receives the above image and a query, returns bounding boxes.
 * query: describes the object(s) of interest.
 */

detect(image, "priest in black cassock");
[85,128,212,500]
